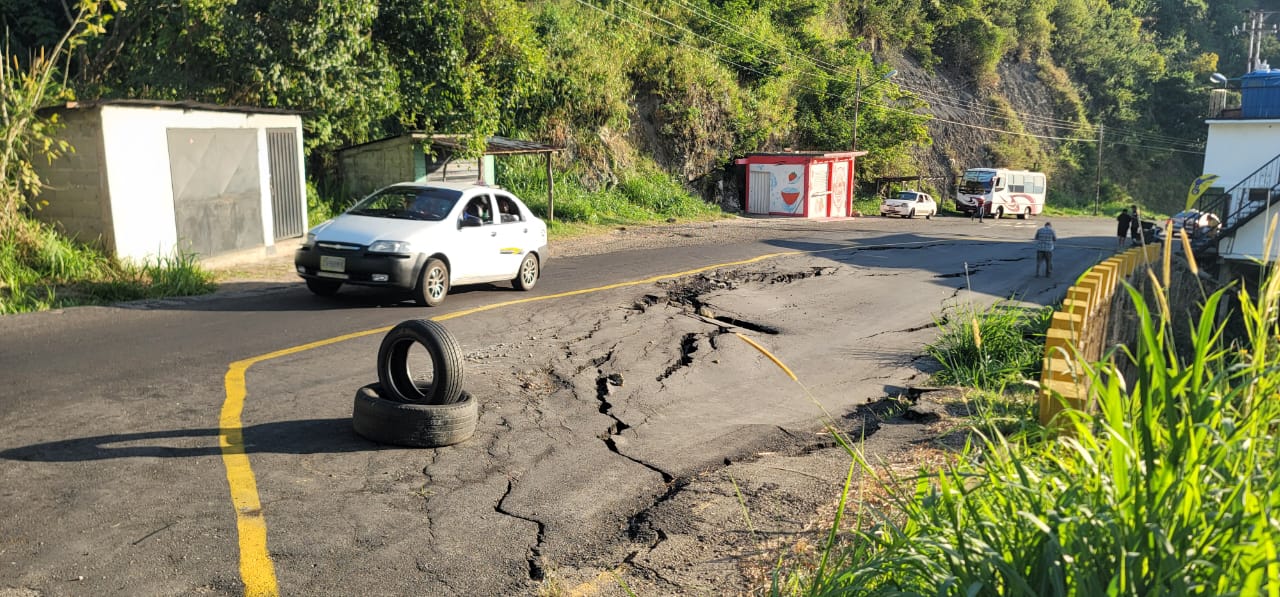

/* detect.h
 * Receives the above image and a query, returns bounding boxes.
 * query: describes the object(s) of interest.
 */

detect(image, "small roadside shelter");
[32,99,307,264]
[336,133,562,217]
[737,151,865,217]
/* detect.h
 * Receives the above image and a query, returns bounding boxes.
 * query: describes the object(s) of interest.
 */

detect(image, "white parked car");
[294,182,548,307]
[880,191,937,219]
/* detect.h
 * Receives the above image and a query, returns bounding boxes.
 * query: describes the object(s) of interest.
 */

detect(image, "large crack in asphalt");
[494,477,547,582]
[596,371,675,484]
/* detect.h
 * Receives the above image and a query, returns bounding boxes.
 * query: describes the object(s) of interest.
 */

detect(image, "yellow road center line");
[218,238,938,594]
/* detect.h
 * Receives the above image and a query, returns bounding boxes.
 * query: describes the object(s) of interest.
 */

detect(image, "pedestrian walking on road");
[1034,222,1057,277]
[1116,208,1133,250]
[1129,206,1141,245]
[971,197,985,223]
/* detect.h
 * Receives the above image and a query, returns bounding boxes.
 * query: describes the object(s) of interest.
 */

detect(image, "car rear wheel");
[513,254,539,291]
[413,258,449,307]
[305,278,342,296]
[925,210,933,220]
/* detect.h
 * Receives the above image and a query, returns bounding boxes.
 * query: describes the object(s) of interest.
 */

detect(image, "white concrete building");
[1202,71,1280,263]
[1202,118,1280,262]
[33,100,307,264]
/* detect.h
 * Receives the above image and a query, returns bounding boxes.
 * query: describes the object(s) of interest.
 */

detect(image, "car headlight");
[368,240,413,253]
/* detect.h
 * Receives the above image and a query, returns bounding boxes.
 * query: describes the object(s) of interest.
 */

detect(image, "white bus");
[956,168,1047,219]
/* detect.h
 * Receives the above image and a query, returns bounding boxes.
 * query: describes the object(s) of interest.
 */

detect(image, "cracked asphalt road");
[0,215,1115,595]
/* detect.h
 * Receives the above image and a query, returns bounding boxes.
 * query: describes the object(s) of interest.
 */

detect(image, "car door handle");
[490,231,497,237]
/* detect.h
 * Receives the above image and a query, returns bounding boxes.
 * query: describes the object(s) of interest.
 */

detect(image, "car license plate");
[320,255,345,272]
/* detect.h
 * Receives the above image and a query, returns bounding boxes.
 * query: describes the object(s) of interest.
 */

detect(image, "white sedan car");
[294,182,548,307]
[880,191,938,219]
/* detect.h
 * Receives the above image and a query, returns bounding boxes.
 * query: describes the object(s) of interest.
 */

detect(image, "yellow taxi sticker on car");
[499,247,523,255]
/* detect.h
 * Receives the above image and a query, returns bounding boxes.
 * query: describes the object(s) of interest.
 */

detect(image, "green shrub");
[774,258,1280,595]
[0,218,215,313]
[926,301,1052,390]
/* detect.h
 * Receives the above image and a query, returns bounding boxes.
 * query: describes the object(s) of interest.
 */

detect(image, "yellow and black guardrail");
[1039,244,1162,426]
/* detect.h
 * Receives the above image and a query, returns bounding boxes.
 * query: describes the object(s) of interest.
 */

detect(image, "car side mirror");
[459,215,483,228]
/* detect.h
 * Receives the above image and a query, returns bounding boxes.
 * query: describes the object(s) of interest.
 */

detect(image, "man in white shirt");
[1034,222,1057,277]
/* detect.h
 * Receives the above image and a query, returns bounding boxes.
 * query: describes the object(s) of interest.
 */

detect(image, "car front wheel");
[305,278,342,296]
[413,258,449,307]
[513,254,539,291]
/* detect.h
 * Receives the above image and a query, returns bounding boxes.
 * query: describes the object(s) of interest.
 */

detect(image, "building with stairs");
[1199,70,1280,263]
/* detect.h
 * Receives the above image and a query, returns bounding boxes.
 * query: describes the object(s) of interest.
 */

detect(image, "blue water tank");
[1241,70,1280,118]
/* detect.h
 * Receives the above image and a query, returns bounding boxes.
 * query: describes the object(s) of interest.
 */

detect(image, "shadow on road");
[761,231,1115,286]
[0,418,383,461]
[118,280,518,313]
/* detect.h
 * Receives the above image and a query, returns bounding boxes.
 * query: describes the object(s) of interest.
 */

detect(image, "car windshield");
[346,187,462,221]
[891,193,917,201]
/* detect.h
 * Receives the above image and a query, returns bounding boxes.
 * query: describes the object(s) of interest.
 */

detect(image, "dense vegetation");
[773,252,1280,595]
[0,0,1271,309]
[7,0,1265,214]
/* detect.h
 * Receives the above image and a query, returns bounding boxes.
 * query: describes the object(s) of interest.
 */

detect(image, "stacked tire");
[352,319,478,448]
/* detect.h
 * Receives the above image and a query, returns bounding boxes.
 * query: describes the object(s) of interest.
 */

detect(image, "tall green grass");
[772,253,1280,594]
[926,301,1052,391]
[1,218,215,314]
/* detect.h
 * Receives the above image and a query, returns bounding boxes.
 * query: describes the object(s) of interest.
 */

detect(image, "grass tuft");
[925,301,1053,390]
[1,218,215,313]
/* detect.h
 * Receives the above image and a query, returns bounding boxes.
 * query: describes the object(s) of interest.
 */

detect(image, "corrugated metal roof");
[338,132,561,155]
[41,99,305,115]
[429,134,561,154]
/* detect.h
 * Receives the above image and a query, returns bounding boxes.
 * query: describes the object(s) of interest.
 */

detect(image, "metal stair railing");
[1194,152,1280,254]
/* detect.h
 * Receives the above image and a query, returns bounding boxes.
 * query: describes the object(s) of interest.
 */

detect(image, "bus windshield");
[959,171,994,194]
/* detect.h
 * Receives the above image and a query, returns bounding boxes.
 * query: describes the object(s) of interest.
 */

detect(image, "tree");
[1,0,118,233]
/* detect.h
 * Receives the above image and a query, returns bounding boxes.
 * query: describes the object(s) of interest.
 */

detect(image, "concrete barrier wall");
[1039,244,1163,425]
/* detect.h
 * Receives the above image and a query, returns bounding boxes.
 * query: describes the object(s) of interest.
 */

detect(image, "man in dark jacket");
[1116,208,1133,249]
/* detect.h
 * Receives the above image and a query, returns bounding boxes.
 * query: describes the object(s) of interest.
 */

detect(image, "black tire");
[413,258,449,307]
[305,278,342,296]
[352,384,477,448]
[925,211,933,220]
[377,319,465,404]
[512,253,539,291]
[993,207,1004,219]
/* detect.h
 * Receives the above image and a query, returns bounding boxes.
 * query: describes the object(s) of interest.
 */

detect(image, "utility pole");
[851,69,896,151]
[852,71,862,151]
[1236,10,1280,72]
[1094,123,1104,216]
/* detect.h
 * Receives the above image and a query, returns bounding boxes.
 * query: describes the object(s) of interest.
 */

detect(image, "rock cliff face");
[906,59,1063,180]
[624,50,1074,209]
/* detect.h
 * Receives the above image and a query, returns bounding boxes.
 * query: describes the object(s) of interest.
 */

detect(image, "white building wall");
[1226,214,1280,261]
[1203,120,1280,191]
[98,105,302,262]
[1203,119,1280,262]
[30,109,115,250]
